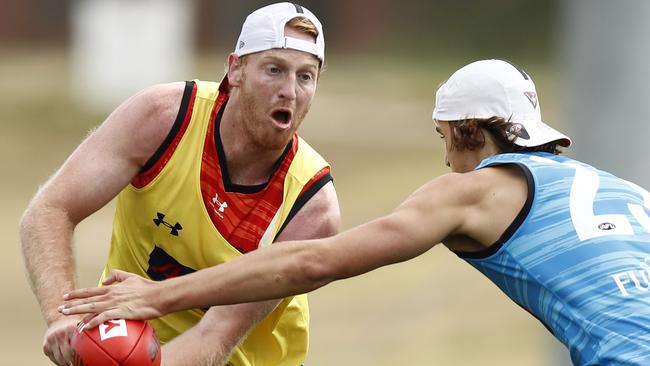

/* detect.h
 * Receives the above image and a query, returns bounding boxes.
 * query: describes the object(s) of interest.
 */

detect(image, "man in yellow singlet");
[20,3,340,366]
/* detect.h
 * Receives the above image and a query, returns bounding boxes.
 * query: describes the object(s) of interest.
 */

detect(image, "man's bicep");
[38,83,184,223]
[332,175,468,271]
[275,181,341,242]
[389,173,476,254]
[42,130,141,223]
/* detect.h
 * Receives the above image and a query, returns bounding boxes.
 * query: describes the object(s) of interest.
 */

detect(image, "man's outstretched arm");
[60,172,471,329]
[156,181,340,366]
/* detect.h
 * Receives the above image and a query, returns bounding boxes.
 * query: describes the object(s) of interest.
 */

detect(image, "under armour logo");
[210,193,228,219]
[153,212,182,236]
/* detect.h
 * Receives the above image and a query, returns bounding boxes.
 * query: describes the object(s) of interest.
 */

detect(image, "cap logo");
[239,40,245,49]
[524,91,538,108]
[507,123,531,141]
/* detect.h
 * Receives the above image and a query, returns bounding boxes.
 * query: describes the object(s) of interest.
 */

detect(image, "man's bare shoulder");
[105,81,187,166]
[424,165,527,203]
[276,182,340,241]
[128,82,186,124]
[403,165,528,244]
[455,165,529,244]
[472,164,528,199]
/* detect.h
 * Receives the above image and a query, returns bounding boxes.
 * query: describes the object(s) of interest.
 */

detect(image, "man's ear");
[227,53,244,87]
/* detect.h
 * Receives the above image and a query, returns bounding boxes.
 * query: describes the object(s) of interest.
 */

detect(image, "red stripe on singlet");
[200,101,299,254]
[299,167,330,196]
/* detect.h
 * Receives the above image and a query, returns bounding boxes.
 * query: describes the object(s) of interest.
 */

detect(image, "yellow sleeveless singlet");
[101,79,330,366]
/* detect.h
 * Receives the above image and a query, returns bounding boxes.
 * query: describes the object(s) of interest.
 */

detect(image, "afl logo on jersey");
[598,222,616,230]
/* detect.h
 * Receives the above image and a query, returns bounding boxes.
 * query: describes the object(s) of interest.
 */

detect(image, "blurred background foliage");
[0,0,563,132]
[1,0,559,59]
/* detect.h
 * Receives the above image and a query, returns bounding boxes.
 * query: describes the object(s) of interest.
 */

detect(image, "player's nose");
[277,74,297,101]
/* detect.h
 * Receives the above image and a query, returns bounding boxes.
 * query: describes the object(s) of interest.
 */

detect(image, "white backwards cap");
[235,2,324,64]
[432,59,571,147]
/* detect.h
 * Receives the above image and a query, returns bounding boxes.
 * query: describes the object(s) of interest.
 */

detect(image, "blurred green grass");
[1,48,567,365]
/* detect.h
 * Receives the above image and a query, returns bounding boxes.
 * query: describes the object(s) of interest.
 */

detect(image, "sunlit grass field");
[1,48,570,365]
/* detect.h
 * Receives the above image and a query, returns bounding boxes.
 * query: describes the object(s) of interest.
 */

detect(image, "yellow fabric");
[102,80,329,365]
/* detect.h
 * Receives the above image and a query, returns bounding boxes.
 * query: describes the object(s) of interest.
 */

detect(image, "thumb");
[80,313,104,331]
[102,269,134,285]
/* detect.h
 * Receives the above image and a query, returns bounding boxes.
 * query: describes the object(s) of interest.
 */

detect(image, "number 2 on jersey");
[570,165,650,241]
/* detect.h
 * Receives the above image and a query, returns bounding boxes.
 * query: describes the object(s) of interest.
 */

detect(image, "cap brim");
[514,120,572,147]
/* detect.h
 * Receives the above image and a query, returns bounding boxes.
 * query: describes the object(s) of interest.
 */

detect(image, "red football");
[71,319,161,366]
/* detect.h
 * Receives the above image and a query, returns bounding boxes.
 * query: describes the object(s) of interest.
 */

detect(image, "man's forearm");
[20,202,77,324]
[161,300,280,366]
[159,240,324,314]
[162,339,230,366]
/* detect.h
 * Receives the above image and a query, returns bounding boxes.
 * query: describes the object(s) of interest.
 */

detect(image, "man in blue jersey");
[61,59,650,365]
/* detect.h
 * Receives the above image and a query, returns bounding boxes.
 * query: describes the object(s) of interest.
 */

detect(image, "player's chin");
[260,131,294,150]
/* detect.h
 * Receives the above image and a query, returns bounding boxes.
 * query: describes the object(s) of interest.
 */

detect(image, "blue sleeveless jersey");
[460,152,650,365]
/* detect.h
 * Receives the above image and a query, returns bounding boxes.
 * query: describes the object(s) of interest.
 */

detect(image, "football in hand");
[71,319,161,366]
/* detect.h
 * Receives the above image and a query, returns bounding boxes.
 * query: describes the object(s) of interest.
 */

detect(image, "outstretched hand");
[58,269,165,330]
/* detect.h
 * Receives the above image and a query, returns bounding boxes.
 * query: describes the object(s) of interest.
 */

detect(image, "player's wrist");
[46,312,82,329]
[45,311,63,326]
[157,277,183,315]
[45,306,72,326]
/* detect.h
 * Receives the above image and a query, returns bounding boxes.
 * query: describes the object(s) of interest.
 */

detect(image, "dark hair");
[448,117,562,155]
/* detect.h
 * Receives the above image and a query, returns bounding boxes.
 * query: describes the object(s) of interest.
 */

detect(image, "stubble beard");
[238,84,308,152]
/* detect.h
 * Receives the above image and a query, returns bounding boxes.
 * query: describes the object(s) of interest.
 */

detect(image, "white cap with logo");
[432,59,571,147]
[235,2,325,64]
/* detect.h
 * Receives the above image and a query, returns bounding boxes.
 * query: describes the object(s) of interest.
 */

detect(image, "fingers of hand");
[84,311,114,330]
[59,300,104,316]
[58,330,73,365]
[62,308,124,331]
[63,286,107,301]
[60,288,112,315]
[43,324,75,366]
